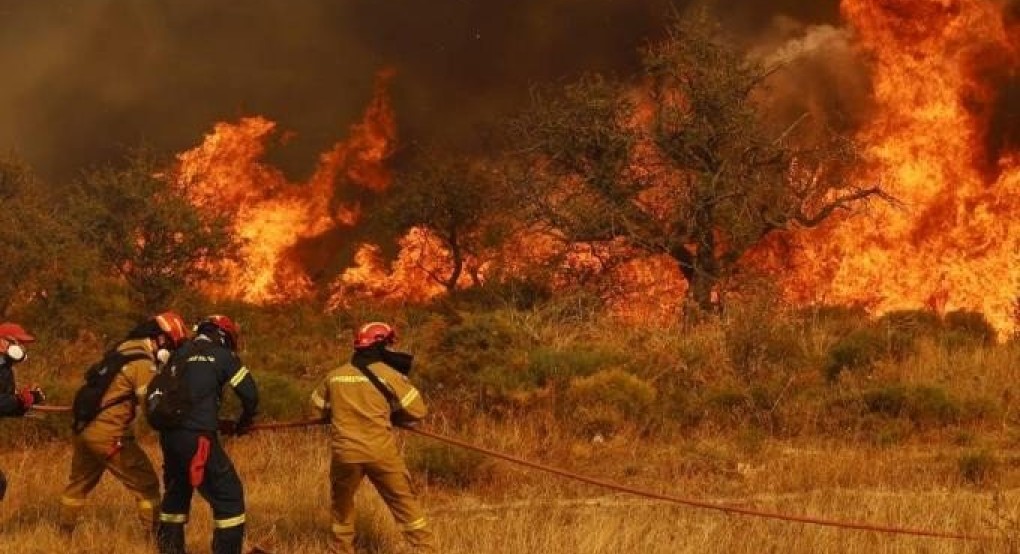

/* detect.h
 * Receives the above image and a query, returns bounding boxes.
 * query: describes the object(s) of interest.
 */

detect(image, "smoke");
[752,21,874,136]
[975,0,1020,174]
[0,0,846,181]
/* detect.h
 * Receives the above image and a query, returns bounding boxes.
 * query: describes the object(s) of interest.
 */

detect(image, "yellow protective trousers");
[60,433,160,532]
[330,456,436,554]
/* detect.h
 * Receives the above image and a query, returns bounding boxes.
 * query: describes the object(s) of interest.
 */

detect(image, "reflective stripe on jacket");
[309,360,427,463]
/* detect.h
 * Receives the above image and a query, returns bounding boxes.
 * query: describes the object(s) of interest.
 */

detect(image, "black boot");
[212,524,245,554]
[156,522,187,554]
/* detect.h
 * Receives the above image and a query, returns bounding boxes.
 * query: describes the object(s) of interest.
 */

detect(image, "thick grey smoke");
[753,21,874,136]
[0,0,845,180]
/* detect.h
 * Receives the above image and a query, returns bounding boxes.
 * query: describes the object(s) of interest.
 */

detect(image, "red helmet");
[0,323,35,344]
[198,315,241,350]
[354,322,396,349]
[0,322,34,363]
[153,311,189,348]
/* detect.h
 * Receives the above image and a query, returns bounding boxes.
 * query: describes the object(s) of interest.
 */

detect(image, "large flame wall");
[172,1,1018,333]
[177,72,397,304]
[781,0,1019,331]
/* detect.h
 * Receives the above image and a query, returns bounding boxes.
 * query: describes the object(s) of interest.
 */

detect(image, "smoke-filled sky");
[2,0,846,180]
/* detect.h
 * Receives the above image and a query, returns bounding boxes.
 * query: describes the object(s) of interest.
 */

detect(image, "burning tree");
[507,10,887,312]
[388,147,504,292]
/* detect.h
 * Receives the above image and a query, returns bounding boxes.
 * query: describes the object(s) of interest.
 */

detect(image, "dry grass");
[1,422,1017,554]
[2,305,1017,552]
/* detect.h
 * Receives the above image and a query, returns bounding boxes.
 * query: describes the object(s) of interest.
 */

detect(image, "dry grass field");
[1,417,1017,554]
[2,303,1018,552]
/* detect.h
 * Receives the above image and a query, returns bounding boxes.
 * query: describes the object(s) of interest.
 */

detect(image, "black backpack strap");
[351,359,400,410]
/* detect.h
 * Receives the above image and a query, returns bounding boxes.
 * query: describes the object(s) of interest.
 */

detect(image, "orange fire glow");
[177,70,397,303]
[779,0,1019,331]
[174,2,1017,332]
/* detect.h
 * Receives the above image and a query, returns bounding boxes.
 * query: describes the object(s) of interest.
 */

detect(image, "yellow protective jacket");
[309,360,427,463]
[82,338,157,440]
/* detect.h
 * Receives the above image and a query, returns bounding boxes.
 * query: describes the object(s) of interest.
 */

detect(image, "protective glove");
[28,386,45,405]
[218,419,252,437]
[234,417,253,436]
[390,409,419,428]
[217,419,238,436]
[16,386,45,410]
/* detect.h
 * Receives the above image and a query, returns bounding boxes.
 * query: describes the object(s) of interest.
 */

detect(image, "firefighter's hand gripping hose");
[27,405,992,542]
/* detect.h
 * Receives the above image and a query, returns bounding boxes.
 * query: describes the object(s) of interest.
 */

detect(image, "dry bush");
[407,442,495,488]
[958,450,1000,486]
[561,369,657,438]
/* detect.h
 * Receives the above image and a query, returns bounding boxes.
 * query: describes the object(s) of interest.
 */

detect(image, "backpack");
[71,349,151,434]
[144,354,193,431]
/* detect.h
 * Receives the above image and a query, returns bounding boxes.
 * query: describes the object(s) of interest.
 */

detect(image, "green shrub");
[423,312,531,397]
[724,316,806,377]
[862,385,961,426]
[656,386,702,430]
[220,369,307,421]
[526,346,624,386]
[958,450,999,485]
[944,310,997,346]
[702,387,751,424]
[437,313,522,360]
[906,386,960,425]
[562,369,657,436]
[862,386,908,417]
[824,328,885,383]
[407,442,494,488]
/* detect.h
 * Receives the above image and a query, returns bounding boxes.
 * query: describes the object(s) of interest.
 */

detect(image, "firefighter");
[0,322,44,501]
[156,315,259,554]
[309,321,436,554]
[59,312,189,534]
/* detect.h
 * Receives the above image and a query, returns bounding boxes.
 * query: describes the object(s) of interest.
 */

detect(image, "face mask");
[5,343,25,363]
[382,349,414,375]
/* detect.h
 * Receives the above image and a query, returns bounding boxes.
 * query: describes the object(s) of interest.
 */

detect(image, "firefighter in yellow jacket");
[60,312,189,535]
[309,322,436,554]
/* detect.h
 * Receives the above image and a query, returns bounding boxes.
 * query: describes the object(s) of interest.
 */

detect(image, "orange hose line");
[29,408,993,541]
[29,404,71,413]
[405,426,991,542]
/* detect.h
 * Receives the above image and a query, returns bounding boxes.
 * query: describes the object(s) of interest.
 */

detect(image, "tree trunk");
[670,233,721,314]
[444,230,464,292]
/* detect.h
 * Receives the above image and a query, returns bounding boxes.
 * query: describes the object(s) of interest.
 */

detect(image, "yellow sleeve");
[308,376,330,420]
[385,372,428,422]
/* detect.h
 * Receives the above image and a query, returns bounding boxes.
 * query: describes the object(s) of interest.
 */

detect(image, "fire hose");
[27,405,992,542]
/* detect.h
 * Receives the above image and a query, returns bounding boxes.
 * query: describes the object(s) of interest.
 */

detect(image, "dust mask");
[6,343,25,363]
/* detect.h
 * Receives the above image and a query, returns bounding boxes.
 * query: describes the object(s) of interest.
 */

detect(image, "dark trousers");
[156,429,246,554]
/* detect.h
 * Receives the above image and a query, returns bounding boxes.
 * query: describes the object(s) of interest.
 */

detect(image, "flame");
[327,227,463,308]
[177,71,397,303]
[171,3,1018,331]
[776,0,1019,331]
